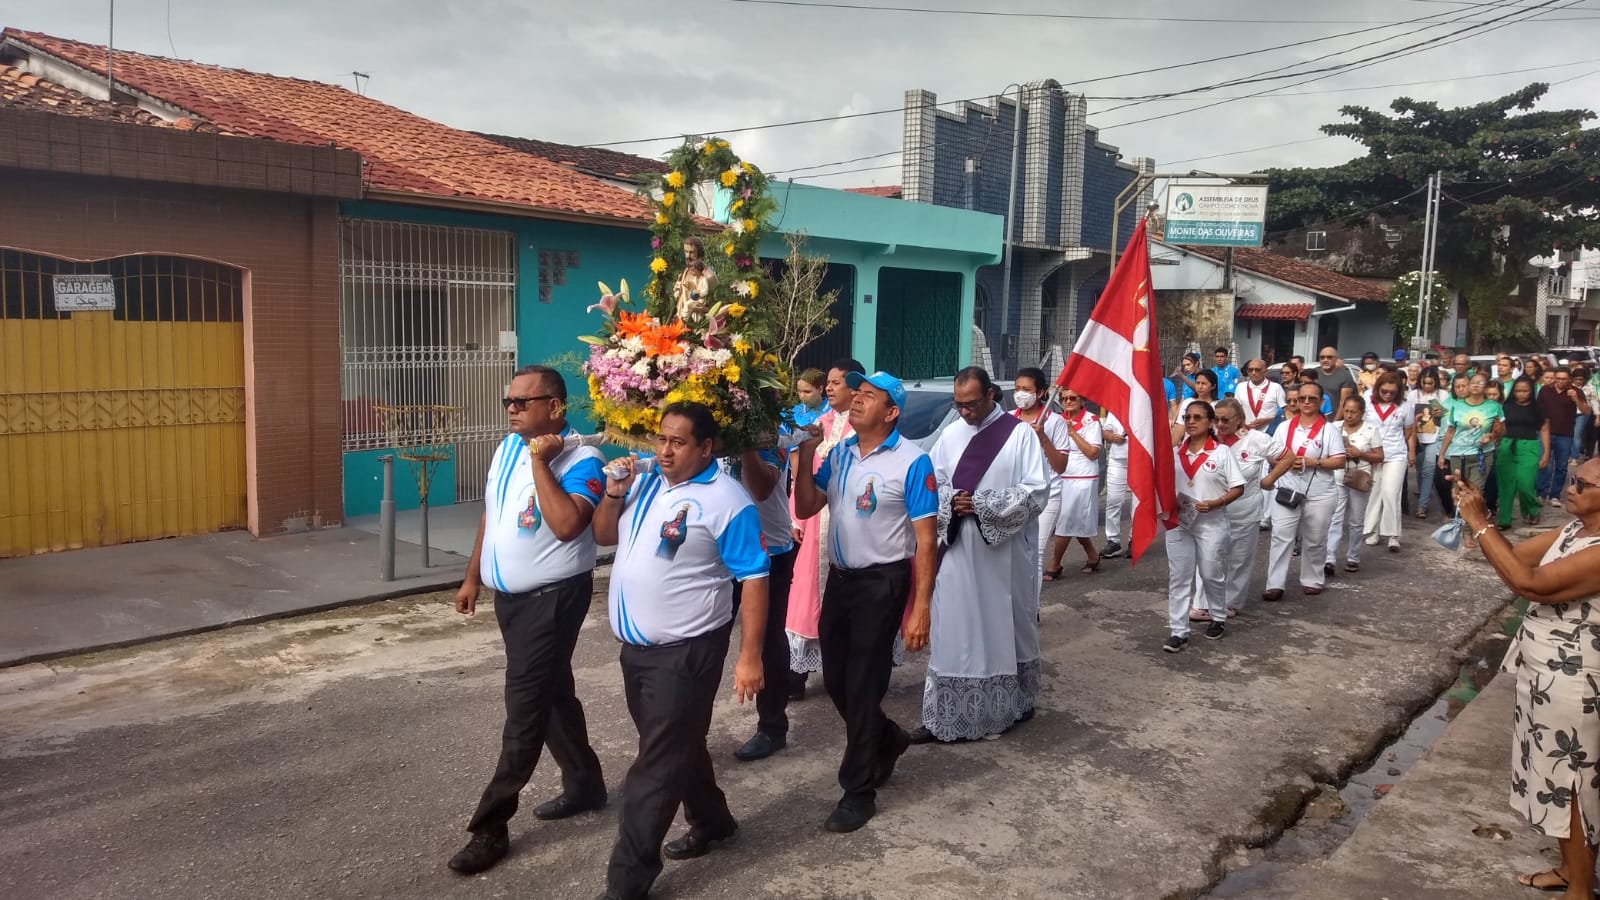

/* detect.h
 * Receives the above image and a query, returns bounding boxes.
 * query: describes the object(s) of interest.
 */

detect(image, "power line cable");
[724,0,1600,23]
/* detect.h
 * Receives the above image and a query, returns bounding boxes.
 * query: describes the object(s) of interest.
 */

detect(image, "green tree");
[1265,84,1600,345]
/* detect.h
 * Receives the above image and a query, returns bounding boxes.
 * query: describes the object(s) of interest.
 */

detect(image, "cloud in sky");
[10,0,1599,188]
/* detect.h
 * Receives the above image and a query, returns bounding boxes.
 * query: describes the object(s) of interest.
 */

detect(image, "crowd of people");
[440,347,1596,899]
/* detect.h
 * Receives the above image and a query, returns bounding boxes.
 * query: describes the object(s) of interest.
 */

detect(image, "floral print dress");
[1506,519,1600,840]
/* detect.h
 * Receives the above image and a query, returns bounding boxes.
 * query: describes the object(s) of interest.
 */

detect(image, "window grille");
[339,219,517,502]
[1306,231,1328,252]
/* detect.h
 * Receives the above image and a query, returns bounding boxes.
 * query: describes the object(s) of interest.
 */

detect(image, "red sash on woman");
[1287,416,1325,458]
[1179,438,1215,485]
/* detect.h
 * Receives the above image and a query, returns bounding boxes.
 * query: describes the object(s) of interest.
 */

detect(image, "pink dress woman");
[787,405,853,675]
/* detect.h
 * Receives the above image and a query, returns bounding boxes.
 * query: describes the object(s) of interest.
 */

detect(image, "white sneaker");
[1388,537,1401,552]
[1551,497,1563,507]
[1364,534,1381,546]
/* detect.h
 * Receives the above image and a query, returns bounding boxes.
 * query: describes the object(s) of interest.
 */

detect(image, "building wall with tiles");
[1078,127,1142,252]
[0,169,346,538]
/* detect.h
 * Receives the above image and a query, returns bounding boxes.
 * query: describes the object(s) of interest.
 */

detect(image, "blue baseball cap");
[1393,348,1408,361]
[846,370,907,408]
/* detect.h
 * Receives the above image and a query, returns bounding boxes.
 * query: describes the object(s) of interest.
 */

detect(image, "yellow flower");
[665,171,685,189]
[734,339,752,355]
[717,139,730,149]
[655,213,668,225]
[662,191,676,208]
[725,364,741,384]
[650,257,668,274]
[731,199,743,211]
[742,218,756,232]
[724,243,736,256]
[763,352,780,366]
[726,302,747,318]
[720,169,739,188]
[745,281,759,299]
[740,161,753,174]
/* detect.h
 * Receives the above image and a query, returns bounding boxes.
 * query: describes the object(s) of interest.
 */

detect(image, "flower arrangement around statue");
[580,137,789,452]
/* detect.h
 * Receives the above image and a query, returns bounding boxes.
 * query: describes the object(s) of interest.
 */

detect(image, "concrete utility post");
[997,82,1024,379]
[1412,171,1442,355]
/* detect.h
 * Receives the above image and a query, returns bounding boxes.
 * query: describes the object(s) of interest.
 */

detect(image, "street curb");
[0,550,619,670]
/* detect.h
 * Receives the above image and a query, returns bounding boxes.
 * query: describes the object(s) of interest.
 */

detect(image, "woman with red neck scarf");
[1163,400,1244,653]
[1194,397,1283,621]
[1261,382,1348,601]
[1361,372,1415,552]
[1043,389,1104,580]
[1332,395,1383,573]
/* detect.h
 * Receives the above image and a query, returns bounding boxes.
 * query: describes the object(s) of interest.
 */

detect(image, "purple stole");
[946,412,1023,546]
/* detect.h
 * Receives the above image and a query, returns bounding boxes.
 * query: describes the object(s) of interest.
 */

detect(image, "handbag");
[1344,463,1373,493]
[1274,468,1315,509]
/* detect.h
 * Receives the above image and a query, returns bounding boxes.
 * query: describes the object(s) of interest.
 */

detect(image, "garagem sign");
[1164,182,1269,247]
[52,274,116,311]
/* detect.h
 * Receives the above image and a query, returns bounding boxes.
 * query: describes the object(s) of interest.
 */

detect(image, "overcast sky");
[8,0,1599,190]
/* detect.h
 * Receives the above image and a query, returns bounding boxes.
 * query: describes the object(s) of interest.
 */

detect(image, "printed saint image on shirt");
[517,492,542,532]
[657,504,691,559]
[855,479,878,517]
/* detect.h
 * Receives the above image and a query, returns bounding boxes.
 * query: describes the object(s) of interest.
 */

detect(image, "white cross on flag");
[1053,219,1177,563]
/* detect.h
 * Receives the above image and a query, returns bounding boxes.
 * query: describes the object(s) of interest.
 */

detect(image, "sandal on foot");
[1043,567,1064,582]
[1345,561,1360,572]
[1188,608,1211,622]
[1516,868,1569,892]
[1081,558,1102,575]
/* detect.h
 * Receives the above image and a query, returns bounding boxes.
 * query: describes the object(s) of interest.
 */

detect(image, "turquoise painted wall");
[338,200,651,515]
[714,183,1002,373]
[343,449,455,518]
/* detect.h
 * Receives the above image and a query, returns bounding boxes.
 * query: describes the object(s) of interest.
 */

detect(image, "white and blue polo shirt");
[720,446,796,557]
[609,462,770,646]
[813,430,939,569]
[479,428,607,594]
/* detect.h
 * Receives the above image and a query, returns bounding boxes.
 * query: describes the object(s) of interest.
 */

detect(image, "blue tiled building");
[900,81,1154,376]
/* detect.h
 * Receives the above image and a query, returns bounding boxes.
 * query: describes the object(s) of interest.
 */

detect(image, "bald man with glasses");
[1315,348,1356,412]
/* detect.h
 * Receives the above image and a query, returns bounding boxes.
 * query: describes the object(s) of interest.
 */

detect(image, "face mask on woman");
[1013,390,1038,410]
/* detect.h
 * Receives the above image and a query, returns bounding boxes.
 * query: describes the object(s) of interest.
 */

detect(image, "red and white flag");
[1053,219,1176,563]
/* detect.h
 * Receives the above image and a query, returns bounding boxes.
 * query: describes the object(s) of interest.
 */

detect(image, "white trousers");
[1104,460,1130,543]
[1224,489,1264,613]
[1328,486,1370,566]
[1363,456,1407,539]
[1258,485,1272,527]
[1036,484,1063,576]
[1268,491,1336,591]
[1167,512,1229,637]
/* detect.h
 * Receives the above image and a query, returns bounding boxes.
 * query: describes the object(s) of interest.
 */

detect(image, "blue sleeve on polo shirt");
[1165,378,1177,402]
[716,505,771,581]
[757,447,785,471]
[903,454,939,521]
[560,456,606,505]
[814,448,835,491]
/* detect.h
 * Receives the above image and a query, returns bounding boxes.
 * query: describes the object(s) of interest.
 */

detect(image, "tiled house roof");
[0,62,177,127]
[475,133,668,180]
[1,29,657,225]
[1185,245,1388,304]
[844,185,903,199]
[1236,303,1313,321]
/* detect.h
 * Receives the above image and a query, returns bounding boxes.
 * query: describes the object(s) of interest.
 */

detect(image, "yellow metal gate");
[0,251,247,557]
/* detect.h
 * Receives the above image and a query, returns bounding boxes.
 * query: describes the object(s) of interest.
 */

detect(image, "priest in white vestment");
[912,368,1051,743]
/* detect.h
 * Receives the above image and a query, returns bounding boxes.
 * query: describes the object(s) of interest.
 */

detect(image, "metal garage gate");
[0,251,247,557]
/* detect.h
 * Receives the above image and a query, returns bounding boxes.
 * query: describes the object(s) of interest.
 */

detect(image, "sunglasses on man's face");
[1573,475,1600,495]
[502,394,557,410]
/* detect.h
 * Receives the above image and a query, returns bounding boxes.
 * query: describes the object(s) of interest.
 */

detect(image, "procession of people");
[444,343,1597,898]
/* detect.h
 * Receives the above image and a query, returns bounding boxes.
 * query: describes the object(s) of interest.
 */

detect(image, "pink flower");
[651,236,662,249]
[587,293,621,316]
[740,187,752,200]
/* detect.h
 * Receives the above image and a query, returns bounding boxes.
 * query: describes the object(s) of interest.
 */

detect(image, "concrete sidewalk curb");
[1285,653,1551,899]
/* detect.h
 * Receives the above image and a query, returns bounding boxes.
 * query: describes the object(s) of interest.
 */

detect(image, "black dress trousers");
[465,571,606,834]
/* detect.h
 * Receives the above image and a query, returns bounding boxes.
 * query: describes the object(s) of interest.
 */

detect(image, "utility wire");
[724,0,1600,23]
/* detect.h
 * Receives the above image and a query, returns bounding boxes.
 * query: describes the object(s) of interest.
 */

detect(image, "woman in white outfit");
[1100,411,1131,559]
[1164,400,1245,653]
[1192,398,1282,621]
[1261,382,1348,601]
[1362,372,1415,550]
[1011,367,1069,579]
[1044,389,1104,579]
[1332,394,1383,573]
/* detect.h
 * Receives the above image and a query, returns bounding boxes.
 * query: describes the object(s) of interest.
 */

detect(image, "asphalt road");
[0,520,1515,900]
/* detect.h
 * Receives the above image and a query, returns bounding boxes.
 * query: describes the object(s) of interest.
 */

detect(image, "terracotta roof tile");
[2,29,656,225]
[844,185,903,198]
[475,133,668,180]
[1236,302,1313,321]
[0,62,169,126]
[1185,245,1388,304]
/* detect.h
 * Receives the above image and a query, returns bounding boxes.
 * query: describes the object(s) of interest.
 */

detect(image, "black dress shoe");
[733,731,786,762]
[1323,562,1336,577]
[533,792,607,821]
[907,725,937,745]
[787,672,808,701]
[824,802,875,833]
[662,823,737,860]
[448,827,509,875]
[874,726,911,787]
